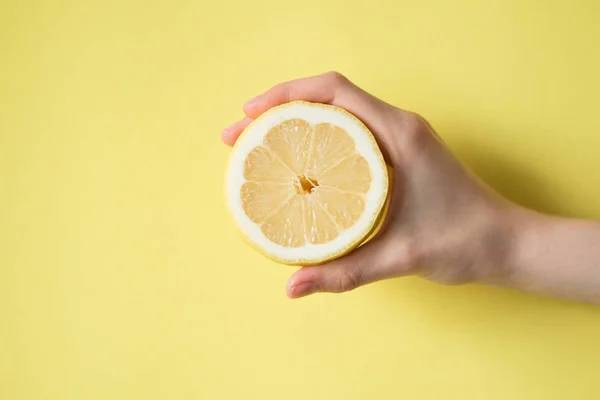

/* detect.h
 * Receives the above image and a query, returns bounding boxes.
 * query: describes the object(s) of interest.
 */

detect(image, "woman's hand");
[223,72,600,305]
[223,71,515,297]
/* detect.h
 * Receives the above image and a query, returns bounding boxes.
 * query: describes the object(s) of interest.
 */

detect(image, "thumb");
[286,235,412,299]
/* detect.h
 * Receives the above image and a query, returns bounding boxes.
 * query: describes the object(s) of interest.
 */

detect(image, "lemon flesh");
[226,101,388,265]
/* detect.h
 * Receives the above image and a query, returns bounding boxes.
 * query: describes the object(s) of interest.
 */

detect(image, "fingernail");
[291,282,318,298]
[244,96,259,108]
[222,123,238,136]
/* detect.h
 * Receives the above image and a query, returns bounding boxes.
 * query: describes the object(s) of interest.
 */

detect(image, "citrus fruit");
[225,101,389,265]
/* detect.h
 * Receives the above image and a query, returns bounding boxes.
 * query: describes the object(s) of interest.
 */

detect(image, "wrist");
[481,204,547,288]
[419,198,520,286]
[466,200,528,286]
[464,199,600,304]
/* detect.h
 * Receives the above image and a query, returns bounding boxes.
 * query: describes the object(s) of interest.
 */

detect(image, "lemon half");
[225,101,389,265]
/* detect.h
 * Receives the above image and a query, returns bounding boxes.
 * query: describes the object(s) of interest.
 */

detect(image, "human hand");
[222,72,518,299]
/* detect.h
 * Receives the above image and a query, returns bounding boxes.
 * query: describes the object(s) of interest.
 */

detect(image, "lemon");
[225,101,389,265]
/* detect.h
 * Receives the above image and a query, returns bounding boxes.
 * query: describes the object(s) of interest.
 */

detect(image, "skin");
[222,72,600,306]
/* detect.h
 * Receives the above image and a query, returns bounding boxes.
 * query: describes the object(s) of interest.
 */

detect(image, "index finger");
[242,72,342,118]
[243,72,392,131]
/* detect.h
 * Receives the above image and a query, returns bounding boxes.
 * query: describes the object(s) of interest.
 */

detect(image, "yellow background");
[2,0,600,398]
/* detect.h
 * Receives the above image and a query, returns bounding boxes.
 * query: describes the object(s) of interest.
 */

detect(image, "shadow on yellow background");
[1,0,599,399]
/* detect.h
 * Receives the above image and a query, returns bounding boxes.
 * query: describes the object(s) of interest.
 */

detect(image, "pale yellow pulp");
[241,119,372,247]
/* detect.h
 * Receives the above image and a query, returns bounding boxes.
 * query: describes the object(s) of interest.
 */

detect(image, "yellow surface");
[2,0,600,398]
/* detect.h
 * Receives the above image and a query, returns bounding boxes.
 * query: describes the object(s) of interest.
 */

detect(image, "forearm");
[498,209,600,305]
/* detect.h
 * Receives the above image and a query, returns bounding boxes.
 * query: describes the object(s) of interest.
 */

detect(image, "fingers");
[221,116,252,146]
[242,72,342,118]
[223,71,403,157]
[243,72,397,140]
[286,236,413,299]
[223,74,341,147]
[222,72,347,147]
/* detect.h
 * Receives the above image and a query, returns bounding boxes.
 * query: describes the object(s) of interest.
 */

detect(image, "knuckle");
[324,71,349,86]
[396,112,431,159]
[336,270,360,293]
[397,239,420,273]
[404,112,427,138]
